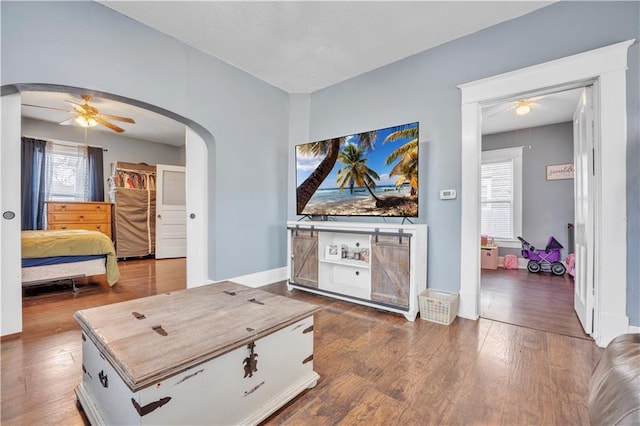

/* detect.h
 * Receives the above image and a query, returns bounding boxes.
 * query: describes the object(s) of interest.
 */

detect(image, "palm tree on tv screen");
[383,126,419,195]
[335,144,381,203]
[296,131,377,213]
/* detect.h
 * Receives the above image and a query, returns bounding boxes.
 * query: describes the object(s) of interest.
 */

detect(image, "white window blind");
[481,160,513,239]
[481,146,523,242]
[45,141,89,201]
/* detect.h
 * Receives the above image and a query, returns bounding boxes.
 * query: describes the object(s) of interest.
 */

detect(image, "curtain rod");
[22,134,108,152]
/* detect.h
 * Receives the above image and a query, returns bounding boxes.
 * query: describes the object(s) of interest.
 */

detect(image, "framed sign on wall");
[546,163,574,180]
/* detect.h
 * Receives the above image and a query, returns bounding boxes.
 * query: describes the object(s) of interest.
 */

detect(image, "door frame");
[458,39,634,347]
[1,93,23,336]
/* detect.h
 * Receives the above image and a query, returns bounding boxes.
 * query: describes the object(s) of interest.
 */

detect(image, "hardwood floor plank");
[546,332,602,425]
[2,261,604,425]
[501,328,556,425]
[481,268,590,339]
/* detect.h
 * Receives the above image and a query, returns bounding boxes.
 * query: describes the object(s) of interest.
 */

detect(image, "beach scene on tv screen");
[296,122,419,217]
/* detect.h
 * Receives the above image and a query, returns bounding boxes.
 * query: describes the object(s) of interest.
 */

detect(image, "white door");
[1,93,23,336]
[573,87,594,334]
[156,164,187,259]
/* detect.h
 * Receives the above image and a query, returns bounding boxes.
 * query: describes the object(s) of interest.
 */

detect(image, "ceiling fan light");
[515,104,531,116]
[74,115,98,128]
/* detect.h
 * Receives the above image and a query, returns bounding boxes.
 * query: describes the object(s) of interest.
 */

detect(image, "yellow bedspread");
[22,230,120,286]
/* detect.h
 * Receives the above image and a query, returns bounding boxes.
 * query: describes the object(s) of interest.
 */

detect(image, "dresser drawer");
[48,223,111,238]
[48,212,110,224]
[47,202,111,213]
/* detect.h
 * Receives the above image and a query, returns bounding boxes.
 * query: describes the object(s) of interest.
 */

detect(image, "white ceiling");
[23,1,572,145]
[99,0,553,94]
[482,88,583,135]
[21,91,186,146]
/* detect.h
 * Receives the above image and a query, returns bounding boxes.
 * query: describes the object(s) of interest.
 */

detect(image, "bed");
[21,229,120,289]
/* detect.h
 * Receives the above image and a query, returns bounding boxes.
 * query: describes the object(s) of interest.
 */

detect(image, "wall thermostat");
[440,189,457,200]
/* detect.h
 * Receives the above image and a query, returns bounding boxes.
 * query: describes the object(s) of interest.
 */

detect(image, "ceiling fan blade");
[59,116,76,126]
[66,100,89,114]
[100,113,135,124]
[22,103,73,113]
[527,95,547,102]
[485,102,517,117]
[95,116,125,133]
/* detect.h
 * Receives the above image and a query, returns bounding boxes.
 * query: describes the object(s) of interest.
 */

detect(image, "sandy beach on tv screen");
[303,194,418,217]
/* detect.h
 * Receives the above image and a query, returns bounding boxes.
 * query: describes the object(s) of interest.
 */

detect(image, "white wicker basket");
[419,289,459,325]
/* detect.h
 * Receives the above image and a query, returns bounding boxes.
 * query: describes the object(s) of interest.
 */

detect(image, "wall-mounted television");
[296,122,419,218]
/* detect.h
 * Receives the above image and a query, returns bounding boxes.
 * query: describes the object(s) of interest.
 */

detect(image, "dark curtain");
[21,137,47,230]
[87,146,105,201]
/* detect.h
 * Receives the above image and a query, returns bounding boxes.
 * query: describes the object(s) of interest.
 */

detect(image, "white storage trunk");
[74,282,320,425]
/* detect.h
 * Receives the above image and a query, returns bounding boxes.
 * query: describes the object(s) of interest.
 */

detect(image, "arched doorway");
[1,84,211,336]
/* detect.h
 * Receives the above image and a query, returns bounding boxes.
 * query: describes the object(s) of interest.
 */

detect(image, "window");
[45,142,89,201]
[481,147,522,245]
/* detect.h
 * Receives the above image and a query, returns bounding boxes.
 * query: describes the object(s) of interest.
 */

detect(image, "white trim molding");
[222,267,288,288]
[458,39,634,347]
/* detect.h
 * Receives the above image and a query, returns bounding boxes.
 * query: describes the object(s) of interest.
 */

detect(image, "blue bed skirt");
[22,255,105,268]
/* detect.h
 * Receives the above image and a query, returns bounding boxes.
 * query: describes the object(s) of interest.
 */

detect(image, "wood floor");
[481,268,590,339]
[1,259,601,425]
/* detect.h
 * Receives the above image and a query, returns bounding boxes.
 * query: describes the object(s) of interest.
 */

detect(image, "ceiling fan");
[23,95,135,133]
[485,95,547,117]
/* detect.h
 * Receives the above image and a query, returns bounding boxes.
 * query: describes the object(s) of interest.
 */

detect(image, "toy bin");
[481,247,498,269]
[419,289,459,325]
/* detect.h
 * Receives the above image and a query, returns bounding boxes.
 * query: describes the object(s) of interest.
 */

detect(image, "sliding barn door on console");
[290,229,318,288]
[371,234,410,309]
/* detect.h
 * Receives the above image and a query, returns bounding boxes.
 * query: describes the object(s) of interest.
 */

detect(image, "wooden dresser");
[46,201,113,239]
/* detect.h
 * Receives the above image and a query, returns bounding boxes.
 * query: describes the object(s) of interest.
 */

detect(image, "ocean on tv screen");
[296,122,419,217]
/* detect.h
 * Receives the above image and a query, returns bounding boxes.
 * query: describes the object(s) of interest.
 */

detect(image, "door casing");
[458,39,633,347]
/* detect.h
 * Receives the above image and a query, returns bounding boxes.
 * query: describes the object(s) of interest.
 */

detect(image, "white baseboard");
[629,325,640,333]
[217,267,288,288]
[596,312,632,347]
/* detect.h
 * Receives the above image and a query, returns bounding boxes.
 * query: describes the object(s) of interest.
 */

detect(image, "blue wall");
[306,1,639,325]
[483,123,575,260]
[2,1,289,281]
[3,1,638,324]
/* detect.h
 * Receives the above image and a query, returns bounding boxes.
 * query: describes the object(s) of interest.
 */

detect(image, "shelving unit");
[287,221,427,321]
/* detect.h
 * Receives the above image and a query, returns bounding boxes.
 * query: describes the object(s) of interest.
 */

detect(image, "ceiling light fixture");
[74,115,98,128]
[515,101,531,116]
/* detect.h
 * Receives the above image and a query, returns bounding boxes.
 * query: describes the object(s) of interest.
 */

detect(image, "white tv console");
[286,221,427,321]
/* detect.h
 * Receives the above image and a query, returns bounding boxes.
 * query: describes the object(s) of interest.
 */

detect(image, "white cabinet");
[287,221,427,321]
